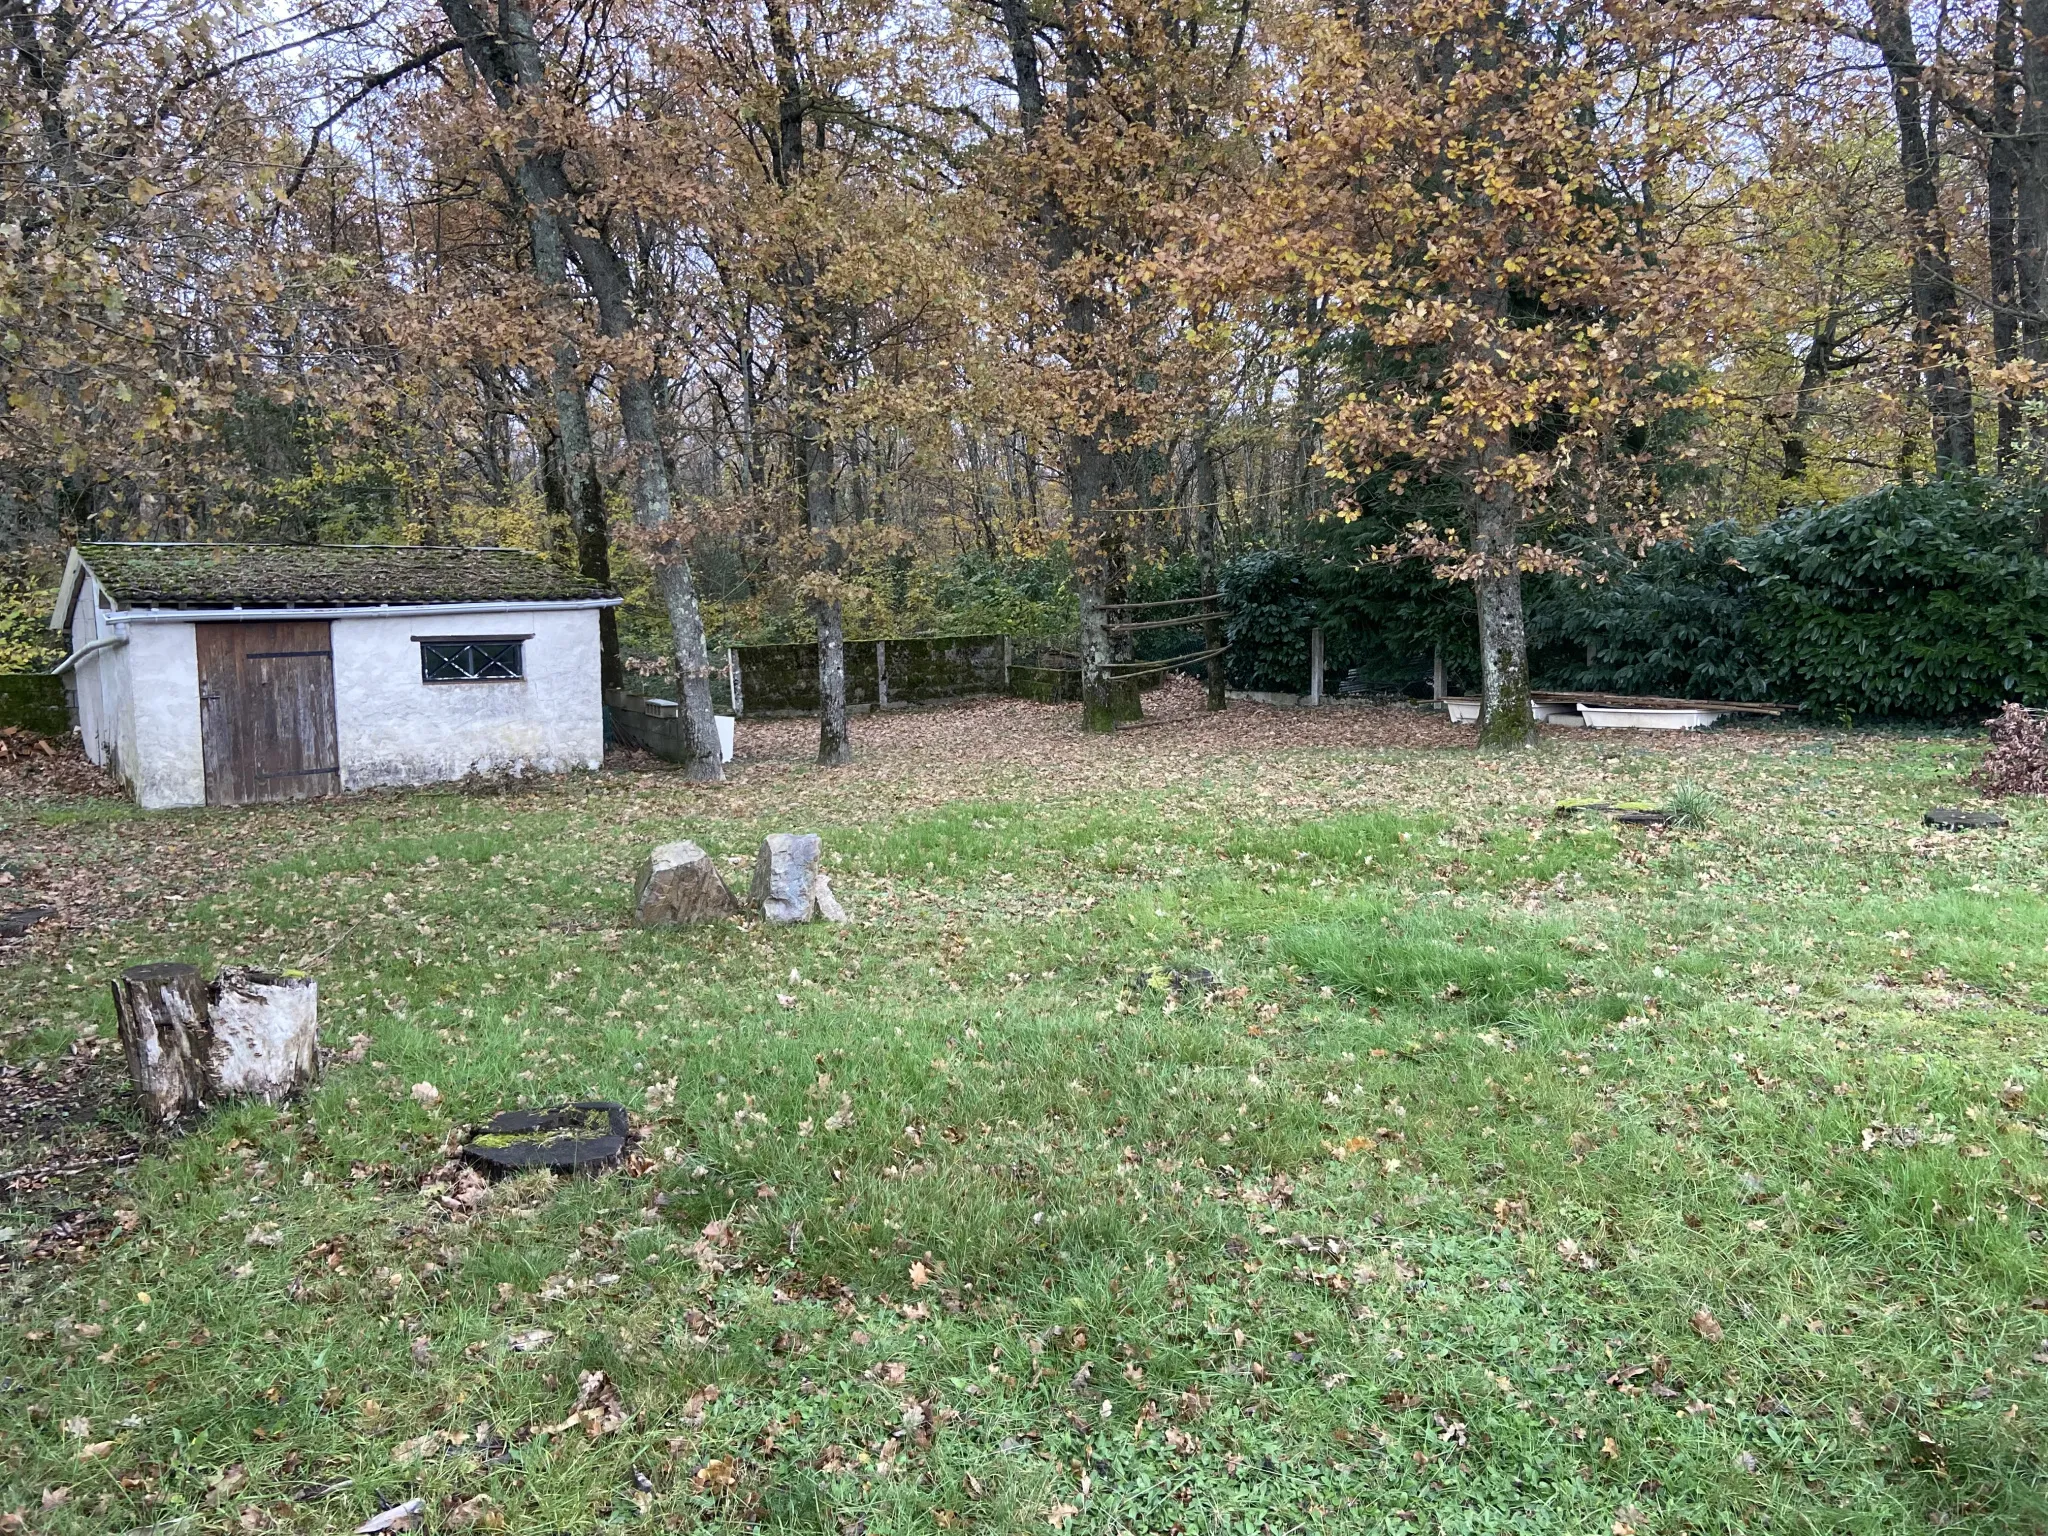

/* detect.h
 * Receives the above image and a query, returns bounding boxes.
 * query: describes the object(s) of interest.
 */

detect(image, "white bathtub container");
[1577,706,1724,731]
[1446,698,1585,726]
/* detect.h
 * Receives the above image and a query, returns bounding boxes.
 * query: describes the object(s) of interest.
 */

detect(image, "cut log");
[207,968,320,1102]
[111,962,214,1125]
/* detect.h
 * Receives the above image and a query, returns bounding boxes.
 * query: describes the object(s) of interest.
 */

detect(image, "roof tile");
[79,543,612,609]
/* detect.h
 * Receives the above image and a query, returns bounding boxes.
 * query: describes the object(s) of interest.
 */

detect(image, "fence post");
[728,648,743,717]
[1309,627,1324,707]
[1002,634,1013,692]
[1432,645,1445,702]
[876,641,888,711]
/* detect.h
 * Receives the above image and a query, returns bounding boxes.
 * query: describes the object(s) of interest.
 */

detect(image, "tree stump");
[112,962,321,1124]
[111,963,214,1125]
[208,968,320,1102]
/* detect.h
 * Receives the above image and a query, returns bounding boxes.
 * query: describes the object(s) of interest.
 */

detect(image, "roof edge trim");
[117,598,622,624]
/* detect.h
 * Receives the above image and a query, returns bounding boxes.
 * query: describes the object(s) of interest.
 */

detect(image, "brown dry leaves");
[537,1370,627,1440]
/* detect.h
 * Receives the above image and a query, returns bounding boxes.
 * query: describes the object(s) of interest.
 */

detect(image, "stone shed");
[50,542,619,809]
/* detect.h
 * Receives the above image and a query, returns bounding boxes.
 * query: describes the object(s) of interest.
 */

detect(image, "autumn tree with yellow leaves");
[1217,0,1728,746]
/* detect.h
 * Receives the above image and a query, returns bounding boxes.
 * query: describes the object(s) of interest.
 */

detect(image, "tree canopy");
[4,0,2040,735]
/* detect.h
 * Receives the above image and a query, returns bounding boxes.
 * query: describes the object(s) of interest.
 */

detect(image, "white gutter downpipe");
[50,634,127,676]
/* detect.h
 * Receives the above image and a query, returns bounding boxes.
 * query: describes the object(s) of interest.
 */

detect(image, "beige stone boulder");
[633,841,742,926]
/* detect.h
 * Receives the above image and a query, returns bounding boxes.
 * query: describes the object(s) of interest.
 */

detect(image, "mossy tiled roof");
[79,543,613,610]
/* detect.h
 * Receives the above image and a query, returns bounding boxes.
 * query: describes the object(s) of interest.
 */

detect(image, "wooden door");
[196,621,341,806]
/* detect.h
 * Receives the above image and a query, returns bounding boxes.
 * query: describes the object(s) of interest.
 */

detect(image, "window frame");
[415,634,530,685]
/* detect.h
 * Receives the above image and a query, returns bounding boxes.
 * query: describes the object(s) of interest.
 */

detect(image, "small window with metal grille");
[419,637,525,683]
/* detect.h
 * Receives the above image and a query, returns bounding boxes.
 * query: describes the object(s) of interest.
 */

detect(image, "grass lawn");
[3,697,2045,1535]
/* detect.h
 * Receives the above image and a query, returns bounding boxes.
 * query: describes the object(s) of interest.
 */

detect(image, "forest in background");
[4,0,2047,747]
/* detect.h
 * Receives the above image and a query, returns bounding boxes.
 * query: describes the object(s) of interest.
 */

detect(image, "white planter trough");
[1577,706,1725,731]
[1445,698,1582,726]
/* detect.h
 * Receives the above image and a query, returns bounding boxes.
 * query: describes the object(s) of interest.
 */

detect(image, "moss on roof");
[78,543,613,610]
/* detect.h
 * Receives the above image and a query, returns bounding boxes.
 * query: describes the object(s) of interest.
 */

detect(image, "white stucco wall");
[331,606,603,790]
[126,622,204,810]
[63,580,203,808]
[68,575,123,773]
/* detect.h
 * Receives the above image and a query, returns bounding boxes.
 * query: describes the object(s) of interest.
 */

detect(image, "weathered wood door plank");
[196,621,341,806]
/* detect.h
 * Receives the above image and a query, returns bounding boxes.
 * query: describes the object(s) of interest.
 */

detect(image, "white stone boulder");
[749,833,847,924]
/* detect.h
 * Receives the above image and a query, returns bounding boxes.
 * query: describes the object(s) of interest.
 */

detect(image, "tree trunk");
[1780,321,1834,496]
[548,359,621,693]
[112,963,212,1126]
[768,0,850,767]
[1992,0,2021,464]
[1194,437,1226,711]
[2019,0,2048,375]
[1870,0,1978,472]
[804,395,850,765]
[523,190,622,692]
[613,370,724,781]
[438,0,721,778]
[2020,0,2048,545]
[1077,584,1115,732]
[1071,432,1119,732]
[999,0,1127,731]
[1470,468,1534,751]
[797,391,848,766]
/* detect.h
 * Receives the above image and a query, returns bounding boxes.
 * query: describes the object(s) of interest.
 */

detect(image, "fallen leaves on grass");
[693,1458,738,1494]
[391,1433,445,1466]
[537,1370,627,1440]
[1691,1309,1724,1342]
[445,1495,501,1531]
[678,1384,721,1426]
[205,1464,247,1503]
[1555,1236,1599,1271]
[507,1328,553,1352]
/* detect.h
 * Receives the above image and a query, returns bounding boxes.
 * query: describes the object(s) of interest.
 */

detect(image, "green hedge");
[1748,483,2048,719]
[0,673,69,734]
[1223,479,2048,721]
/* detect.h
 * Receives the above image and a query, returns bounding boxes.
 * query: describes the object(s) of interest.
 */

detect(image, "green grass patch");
[3,731,2045,1534]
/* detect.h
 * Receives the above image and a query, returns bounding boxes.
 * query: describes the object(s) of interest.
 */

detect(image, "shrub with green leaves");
[0,553,66,673]
[1234,479,2048,721]
[1219,549,1321,691]
[1532,523,1768,702]
[1744,480,2048,721]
